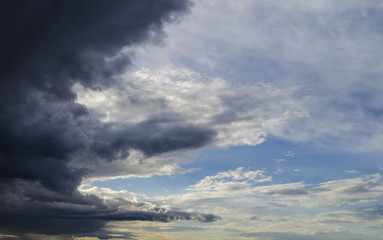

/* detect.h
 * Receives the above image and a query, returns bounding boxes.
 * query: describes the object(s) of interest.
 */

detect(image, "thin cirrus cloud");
[155,169,383,208]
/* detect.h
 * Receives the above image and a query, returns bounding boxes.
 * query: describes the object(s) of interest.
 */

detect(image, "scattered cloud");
[254,174,383,207]
[274,158,287,164]
[345,170,359,174]
[285,151,295,158]
[187,167,272,193]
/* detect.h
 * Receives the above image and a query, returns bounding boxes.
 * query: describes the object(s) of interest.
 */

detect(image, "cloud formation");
[133,0,383,151]
[144,168,383,239]
[75,66,306,148]
[3,0,383,239]
[0,0,221,237]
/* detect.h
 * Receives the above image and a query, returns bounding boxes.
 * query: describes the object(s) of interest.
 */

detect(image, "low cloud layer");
[145,168,383,239]
[77,168,383,239]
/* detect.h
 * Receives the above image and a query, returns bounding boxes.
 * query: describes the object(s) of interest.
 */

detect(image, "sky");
[1,0,383,239]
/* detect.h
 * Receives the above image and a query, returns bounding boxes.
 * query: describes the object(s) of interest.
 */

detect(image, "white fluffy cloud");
[188,167,271,193]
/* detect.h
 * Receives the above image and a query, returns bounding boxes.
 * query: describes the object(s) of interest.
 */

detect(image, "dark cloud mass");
[0,0,218,237]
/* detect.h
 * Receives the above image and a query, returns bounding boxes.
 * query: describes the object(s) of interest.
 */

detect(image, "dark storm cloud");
[91,119,215,159]
[0,0,188,96]
[0,0,192,193]
[0,0,218,237]
[76,232,137,240]
[0,182,217,235]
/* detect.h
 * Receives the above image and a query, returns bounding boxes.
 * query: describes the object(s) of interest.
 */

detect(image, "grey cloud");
[264,188,308,196]
[253,174,383,206]
[0,180,218,236]
[91,120,215,158]
[356,204,383,220]
[0,0,189,96]
[0,0,193,191]
[95,210,218,223]
[340,181,378,195]
[143,226,206,232]
[75,232,136,240]
[0,0,219,237]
